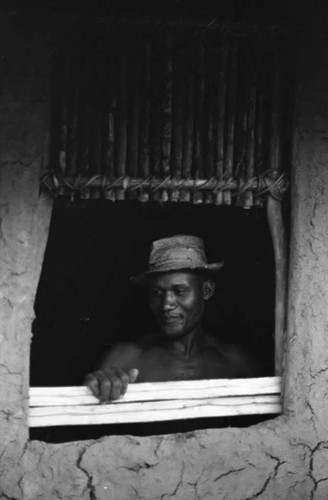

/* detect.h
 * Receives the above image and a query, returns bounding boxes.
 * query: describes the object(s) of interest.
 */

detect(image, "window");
[30,200,282,440]
[30,19,293,440]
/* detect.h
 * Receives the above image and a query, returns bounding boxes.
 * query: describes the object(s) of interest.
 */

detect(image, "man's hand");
[84,367,139,402]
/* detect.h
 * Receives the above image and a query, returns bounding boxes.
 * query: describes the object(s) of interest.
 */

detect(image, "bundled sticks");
[29,377,281,427]
[41,171,289,204]
[51,26,291,207]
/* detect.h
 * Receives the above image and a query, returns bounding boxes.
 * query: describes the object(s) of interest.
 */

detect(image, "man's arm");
[84,342,142,402]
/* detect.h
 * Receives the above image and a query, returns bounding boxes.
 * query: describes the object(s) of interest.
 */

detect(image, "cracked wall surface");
[2,4,328,500]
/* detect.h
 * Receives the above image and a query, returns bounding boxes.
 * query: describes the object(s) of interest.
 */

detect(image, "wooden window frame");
[29,193,287,429]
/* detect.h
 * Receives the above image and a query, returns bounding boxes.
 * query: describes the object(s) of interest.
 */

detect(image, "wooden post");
[92,48,103,177]
[267,194,288,375]
[224,42,237,206]
[255,85,264,201]
[266,47,287,375]
[116,51,128,200]
[244,83,256,208]
[171,42,183,202]
[269,51,282,174]
[126,38,141,182]
[103,54,117,179]
[192,43,205,204]
[150,37,162,201]
[181,46,194,203]
[160,32,173,202]
[103,40,117,200]
[139,40,151,202]
[79,41,92,178]
[58,47,70,175]
[203,49,215,204]
[66,46,79,177]
[214,42,227,206]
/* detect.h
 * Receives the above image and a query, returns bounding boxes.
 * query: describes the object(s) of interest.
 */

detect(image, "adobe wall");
[1,6,328,500]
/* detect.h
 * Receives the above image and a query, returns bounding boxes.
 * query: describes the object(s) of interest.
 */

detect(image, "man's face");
[148,271,213,339]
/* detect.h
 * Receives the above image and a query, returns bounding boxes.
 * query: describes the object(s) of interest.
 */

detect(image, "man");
[84,235,259,402]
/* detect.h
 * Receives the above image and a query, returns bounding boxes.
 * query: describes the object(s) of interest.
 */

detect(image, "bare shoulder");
[204,334,263,377]
[204,334,237,353]
[98,341,143,371]
[97,334,161,371]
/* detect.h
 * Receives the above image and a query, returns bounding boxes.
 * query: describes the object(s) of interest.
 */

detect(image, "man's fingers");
[109,373,123,400]
[93,370,111,403]
[84,373,100,398]
[84,367,139,402]
[128,368,139,383]
[115,368,130,396]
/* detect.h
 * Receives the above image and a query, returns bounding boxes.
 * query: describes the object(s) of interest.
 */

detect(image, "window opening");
[30,200,279,441]
[30,19,294,440]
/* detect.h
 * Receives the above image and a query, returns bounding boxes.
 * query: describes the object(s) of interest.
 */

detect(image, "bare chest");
[134,347,230,382]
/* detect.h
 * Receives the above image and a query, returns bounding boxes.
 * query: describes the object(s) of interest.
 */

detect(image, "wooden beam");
[29,377,281,427]
[267,195,288,375]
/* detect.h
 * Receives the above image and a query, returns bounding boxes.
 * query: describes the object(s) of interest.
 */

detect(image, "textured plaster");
[2,6,328,500]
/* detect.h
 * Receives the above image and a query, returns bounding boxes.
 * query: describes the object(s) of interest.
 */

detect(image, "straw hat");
[132,235,224,285]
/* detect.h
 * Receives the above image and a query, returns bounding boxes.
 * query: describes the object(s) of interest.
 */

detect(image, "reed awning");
[43,22,293,206]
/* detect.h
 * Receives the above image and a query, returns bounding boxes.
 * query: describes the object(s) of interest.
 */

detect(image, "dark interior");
[31,199,275,384]
[30,198,277,441]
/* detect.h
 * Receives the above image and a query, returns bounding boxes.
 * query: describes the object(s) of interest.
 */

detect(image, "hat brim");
[131,262,224,286]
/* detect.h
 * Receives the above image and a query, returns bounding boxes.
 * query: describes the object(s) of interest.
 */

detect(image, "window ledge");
[29,377,281,427]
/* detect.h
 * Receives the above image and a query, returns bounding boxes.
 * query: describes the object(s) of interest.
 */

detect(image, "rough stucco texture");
[2,7,328,500]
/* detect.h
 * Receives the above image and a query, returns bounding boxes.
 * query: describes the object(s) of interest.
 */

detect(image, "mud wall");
[1,5,328,500]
